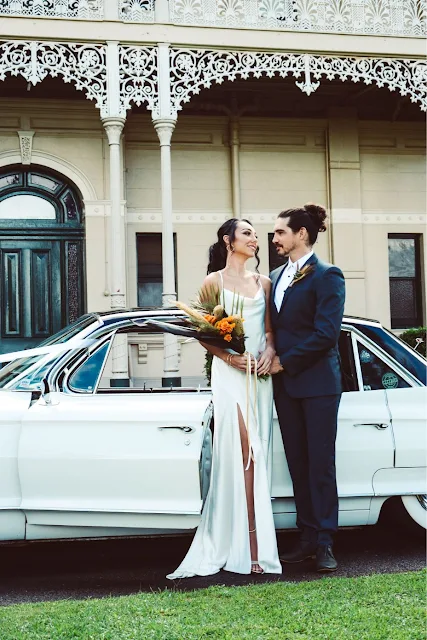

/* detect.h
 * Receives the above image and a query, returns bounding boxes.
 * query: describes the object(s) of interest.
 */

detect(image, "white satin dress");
[167,274,282,578]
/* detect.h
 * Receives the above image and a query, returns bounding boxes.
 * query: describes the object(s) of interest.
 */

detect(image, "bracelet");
[226,353,234,367]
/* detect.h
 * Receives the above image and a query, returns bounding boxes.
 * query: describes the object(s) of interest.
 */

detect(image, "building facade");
[0,1,426,380]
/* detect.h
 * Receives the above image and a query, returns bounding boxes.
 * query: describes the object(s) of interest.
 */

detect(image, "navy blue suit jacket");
[270,254,345,398]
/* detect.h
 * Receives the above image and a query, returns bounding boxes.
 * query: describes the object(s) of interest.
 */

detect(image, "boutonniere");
[288,264,315,288]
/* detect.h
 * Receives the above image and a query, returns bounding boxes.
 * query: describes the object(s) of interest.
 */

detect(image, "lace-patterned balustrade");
[169,0,426,37]
[119,0,154,22]
[0,0,103,18]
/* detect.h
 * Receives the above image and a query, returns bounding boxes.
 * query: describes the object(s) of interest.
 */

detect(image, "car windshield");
[0,350,67,390]
[37,314,100,347]
[358,324,426,385]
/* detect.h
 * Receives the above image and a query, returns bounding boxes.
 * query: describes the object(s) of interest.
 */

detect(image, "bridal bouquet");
[175,285,246,383]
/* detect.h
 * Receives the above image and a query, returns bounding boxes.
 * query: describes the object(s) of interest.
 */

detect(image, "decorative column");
[103,117,126,310]
[153,43,180,386]
[327,107,366,317]
[103,41,129,386]
[229,116,241,219]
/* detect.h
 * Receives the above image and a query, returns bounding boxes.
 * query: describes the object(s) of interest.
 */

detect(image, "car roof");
[91,308,382,327]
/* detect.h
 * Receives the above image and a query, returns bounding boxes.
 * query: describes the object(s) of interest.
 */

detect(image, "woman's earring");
[230,245,235,254]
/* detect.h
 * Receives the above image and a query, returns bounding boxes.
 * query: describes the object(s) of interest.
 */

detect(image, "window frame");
[388,233,423,329]
[347,326,421,392]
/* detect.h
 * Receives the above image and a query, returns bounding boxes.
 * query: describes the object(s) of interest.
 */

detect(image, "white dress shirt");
[274,250,314,311]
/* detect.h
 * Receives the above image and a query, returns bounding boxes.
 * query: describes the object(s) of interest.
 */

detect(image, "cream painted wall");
[0,103,425,332]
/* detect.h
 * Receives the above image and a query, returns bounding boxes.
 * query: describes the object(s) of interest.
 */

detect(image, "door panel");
[386,387,427,468]
[3,250,22,336]
[32,250,52,337]
[19,393,212,528]
[336,390,394,497]
[0,240,62,354]
[271,390,394,501]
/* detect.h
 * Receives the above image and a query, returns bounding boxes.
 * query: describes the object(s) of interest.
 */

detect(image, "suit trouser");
[274,383,340,546]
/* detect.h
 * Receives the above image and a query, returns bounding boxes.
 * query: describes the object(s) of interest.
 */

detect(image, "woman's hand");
[225,353,256,373]
[257,346,275,376]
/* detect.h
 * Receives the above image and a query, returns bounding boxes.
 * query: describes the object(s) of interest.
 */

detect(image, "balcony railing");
[1,0,425,38]
[0,0,103,18]
[169,0,426,37]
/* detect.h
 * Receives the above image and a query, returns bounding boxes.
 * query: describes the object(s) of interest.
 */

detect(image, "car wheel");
[401,495,427,530]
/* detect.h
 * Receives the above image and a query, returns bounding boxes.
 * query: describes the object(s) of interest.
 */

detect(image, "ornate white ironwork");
[119,46,158,116]
[18,130,35,164]
[169,49,427,115]
[119,0,154,22]
[169,0,426,37]
[0,0,102,19]
[0,41,107,114]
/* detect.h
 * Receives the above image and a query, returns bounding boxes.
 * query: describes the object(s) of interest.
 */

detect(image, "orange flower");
[215,317,236,335]
[224,334,232,342]
[204,314,217,325]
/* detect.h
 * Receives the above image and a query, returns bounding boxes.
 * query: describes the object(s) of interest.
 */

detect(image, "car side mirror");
[40,378,60,406]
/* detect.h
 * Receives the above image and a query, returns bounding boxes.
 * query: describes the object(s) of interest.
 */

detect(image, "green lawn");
[0,570,425,640]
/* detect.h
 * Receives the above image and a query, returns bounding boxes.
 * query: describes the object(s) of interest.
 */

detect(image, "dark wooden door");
[0,240,63,354]
[0,166,85,356]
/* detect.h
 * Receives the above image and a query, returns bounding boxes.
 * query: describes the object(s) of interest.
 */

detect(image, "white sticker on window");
[382,372,399,389]
[360,349,372,364]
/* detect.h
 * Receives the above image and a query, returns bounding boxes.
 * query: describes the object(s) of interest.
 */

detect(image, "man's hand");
[270,355,284,375]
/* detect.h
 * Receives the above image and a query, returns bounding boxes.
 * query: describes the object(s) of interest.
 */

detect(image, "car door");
[18,329,213,533]
[334,330,396,512]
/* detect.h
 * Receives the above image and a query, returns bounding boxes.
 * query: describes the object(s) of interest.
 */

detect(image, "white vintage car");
[0,309,426,544]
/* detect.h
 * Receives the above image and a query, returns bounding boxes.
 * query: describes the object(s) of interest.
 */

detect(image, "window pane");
[29,174,59,192]
[0,174,21,189]
[0,194,56,219]
[388,238,415,277]
[390,279,417,322]
[98,330,207,390]
[357,342,409,391]
[138,282,163,307]
[68,341,110,393]
[62,190,78,221]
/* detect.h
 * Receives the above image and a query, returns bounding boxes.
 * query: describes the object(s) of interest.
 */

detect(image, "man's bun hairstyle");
[303,202,327,234]
[278,202,327,245]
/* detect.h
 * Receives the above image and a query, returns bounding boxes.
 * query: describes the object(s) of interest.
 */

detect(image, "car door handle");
[353,423,389,430]
[158,425,195,433]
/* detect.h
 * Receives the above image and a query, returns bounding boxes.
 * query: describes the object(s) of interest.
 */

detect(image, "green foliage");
[204,352,213,385]
[400,327,426,357]
[0,570,425,640]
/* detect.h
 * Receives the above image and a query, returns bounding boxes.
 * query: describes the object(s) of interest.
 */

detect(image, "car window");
[356,341,410,391]
[98,329,207,391]
[357,324,426,386]
[68,340,111,393]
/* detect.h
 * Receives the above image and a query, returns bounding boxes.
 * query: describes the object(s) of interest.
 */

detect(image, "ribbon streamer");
[245,351,258,471]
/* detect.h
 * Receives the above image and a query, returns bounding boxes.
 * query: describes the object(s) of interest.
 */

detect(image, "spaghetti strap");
[218,270,225,306]
[218,270,224,289]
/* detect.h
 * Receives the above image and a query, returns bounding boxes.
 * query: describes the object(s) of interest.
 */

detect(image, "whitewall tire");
[401,495,427,530]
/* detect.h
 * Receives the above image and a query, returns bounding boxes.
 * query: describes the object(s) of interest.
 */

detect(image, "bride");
[167,218,282,578]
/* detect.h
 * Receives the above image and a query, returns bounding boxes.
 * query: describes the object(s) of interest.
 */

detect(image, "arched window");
[0,167,83,227]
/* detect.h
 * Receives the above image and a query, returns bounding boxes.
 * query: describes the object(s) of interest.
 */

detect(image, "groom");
[269,203,345,572]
